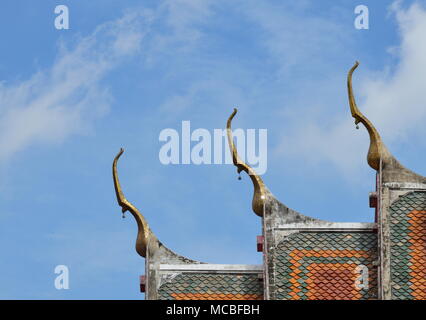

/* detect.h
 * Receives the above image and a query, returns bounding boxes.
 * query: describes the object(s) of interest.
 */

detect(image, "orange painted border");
[407,210,426,299]
[287,249,372,300]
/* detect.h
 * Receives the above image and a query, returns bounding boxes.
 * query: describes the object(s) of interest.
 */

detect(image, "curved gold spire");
[347,61,391,170]
[227,108,266,216]
[113,148,152,257]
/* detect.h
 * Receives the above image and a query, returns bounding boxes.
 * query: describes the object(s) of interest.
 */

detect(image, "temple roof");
[112,62,426,300]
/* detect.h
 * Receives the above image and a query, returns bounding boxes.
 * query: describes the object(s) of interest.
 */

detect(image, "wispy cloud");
[141,0,215,65]
[275,1,426,178]
[362,1,426,142]
[241,1,352,74]
[0,10,146,162]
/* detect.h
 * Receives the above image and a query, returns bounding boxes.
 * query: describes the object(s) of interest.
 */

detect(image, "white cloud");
[241,1,351,74]
[275,1,426,177]
[0,1,218,163]
[163,0,213,39]
[140,0,215,66]
[0,10,147,162]
[362,1,426,142]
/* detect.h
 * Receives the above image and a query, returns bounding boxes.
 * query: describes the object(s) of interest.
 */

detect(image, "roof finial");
[347,61,391,170]
[113,148,152,257]
[227,108,266,216]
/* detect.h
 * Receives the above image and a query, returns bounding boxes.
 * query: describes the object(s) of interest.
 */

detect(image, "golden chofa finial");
[227,108,266,216]
[347,61,391,170]
[113,148,152,257]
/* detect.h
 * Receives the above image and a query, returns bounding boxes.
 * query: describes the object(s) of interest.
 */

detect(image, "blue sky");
[1,0,426,299]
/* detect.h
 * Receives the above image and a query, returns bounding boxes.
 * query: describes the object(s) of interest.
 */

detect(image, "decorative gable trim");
[159,264,263,274]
